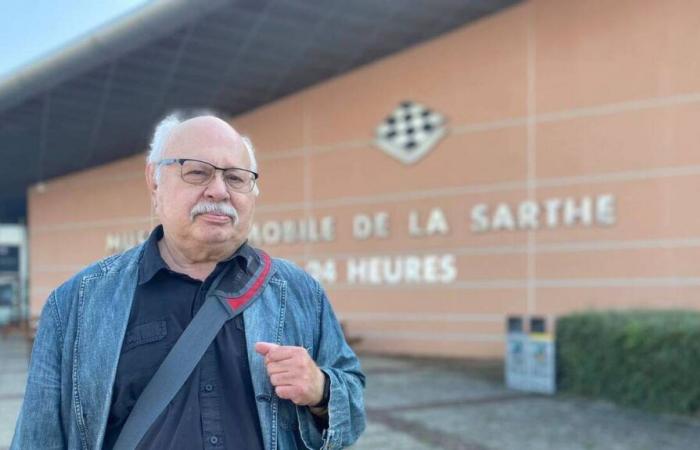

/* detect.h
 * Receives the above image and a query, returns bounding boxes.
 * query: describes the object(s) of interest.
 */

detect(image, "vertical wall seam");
[526,2,537,316]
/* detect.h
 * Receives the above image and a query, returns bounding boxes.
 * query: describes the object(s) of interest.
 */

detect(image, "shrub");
[556,310,700,415]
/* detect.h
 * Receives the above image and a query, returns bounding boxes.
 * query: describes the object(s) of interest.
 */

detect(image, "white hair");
[147,110,259,196]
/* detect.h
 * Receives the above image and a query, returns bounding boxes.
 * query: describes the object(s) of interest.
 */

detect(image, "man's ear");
[145,163,157,190]
[145,164,158,206]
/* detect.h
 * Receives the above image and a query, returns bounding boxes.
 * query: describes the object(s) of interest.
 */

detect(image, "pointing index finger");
[264,345,303,363]
[254,341,279,356]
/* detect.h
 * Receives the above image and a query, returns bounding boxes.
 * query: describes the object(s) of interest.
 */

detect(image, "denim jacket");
[11,244,366,450]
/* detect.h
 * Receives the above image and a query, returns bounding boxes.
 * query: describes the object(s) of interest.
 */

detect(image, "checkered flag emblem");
[374,100,446,164]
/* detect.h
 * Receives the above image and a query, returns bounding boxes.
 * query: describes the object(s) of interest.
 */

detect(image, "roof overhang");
[0,0,520,222]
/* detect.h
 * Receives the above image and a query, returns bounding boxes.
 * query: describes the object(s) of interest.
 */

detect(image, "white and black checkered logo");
[374,100,446,165]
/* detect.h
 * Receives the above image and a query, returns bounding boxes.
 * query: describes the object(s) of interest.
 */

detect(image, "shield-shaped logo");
[374,100,447,165]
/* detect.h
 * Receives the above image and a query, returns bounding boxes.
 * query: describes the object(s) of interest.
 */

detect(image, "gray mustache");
[190,201,239,222]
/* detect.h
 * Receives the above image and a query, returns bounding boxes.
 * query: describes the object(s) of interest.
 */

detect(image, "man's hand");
[255,342,326,407]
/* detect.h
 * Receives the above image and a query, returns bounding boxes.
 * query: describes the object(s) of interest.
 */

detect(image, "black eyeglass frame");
[158,158,259,193]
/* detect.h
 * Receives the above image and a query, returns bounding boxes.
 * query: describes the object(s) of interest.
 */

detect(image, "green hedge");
[556,310,700,415]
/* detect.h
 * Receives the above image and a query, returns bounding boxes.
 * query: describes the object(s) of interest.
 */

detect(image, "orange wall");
[28,0,700,358]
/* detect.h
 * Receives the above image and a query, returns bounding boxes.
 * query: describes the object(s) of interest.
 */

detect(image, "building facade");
[28,0,700,358]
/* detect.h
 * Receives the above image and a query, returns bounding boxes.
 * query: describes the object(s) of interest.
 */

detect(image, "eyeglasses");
[158,158,258,193]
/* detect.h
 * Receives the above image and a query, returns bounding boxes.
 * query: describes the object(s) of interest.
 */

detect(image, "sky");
[0,0,152,78]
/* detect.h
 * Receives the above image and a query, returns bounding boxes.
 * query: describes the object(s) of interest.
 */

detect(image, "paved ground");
[1,334,699,449]
[352,356,700,450]
[0,335,28,450]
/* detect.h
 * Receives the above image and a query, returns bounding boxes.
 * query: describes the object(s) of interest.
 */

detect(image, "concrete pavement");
[1,335,698,449]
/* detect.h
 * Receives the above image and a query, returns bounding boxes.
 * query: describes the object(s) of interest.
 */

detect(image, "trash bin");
[505,315,556,394]
[505,316,528,391]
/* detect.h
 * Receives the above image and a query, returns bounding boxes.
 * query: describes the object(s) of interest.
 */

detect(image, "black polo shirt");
[103,226,265,450]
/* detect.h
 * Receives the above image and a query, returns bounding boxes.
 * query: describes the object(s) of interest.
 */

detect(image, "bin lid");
[530,317,546,333]
[507,316,524,332]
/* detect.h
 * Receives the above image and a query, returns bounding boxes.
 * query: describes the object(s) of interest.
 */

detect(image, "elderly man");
[12,112,366,450]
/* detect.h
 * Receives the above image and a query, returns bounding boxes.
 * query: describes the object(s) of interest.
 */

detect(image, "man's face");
[148,117,256,251]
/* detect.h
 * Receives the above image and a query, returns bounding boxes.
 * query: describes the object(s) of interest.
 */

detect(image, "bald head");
[148,111,258,191]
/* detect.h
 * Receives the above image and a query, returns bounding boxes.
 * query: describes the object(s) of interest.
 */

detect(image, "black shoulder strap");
[113,252,272,450]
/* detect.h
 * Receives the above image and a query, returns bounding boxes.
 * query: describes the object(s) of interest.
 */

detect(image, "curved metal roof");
[0,0,519,222]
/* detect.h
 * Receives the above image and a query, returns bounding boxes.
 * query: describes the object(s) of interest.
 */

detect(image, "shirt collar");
[138,225,256,285]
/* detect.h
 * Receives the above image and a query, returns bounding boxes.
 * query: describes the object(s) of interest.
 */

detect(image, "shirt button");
[204,384,214,392]
[209,435,219,445]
